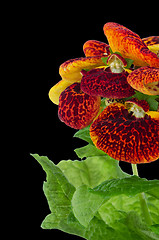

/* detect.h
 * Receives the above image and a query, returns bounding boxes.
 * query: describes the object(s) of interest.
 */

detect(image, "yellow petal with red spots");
[142,36,159,56]
[49,80,71,105]
[59,56,104,83]
[103,22,159,68]
[83,40,110,57]
[90,102,159,164]
[142,36,159,46]
[127,66,159,95]
[147,111,159,120]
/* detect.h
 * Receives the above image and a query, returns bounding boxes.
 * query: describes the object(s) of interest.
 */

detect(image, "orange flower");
[58,83,101,129]
[142,36,159,56]
[50,23,159,105]
[127,66,159,95]
[59,56,104,82]
[103,22,159,68]
[49,22,159,138]
[80,68,135,98]
[90,100,159,163]
[49,56,105,105]
[49,40,111,105]
[83,40,110,57]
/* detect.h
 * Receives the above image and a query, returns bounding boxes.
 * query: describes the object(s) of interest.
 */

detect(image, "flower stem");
[131,164,152,226]
[131,164,139,176]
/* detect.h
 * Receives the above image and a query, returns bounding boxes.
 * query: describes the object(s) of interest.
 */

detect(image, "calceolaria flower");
[49,22,159,164]
[90,98,159,164]
[58,82,101,129]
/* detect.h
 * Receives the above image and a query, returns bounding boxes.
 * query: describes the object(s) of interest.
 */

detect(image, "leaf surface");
[32,153,159,239]
[31,154,76,230]
[91,176,159,198]
[58,155,127,189]
[72,176,159,227]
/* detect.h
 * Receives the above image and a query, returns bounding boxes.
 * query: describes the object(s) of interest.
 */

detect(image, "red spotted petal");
[58,83,101,129]
[103,22,159,67]
[80,68,135,98]
[127,66,159,95]
[59,56,104,82]
[90,103,159,163]
[142,36,159,46]
[83,40,110,57]
[125,98,150,112]
[142,36,159,56]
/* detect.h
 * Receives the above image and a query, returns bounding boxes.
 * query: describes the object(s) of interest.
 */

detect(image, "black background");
[19,3,159,239]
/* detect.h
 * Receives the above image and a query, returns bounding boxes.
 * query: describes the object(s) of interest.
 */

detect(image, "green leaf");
[92,176,159,225]
[109,47,113,54]
[125,212,159,240]
[85,215,138,240]
[98,200,127,226]
[146,188,159,224]
[74,125,93,144]
[72,185,105,227]
[133,91,159,111]
[59,211,86,237]
[146,195,159,224]
[125,58,134,69]
[41,213,61,229]
[31,154,76,229]
[101,57,109,65]
[150,225,159,235]
[58,155,128,189]
[85,216,117,240]
[98,201,159,239]
[41,211,86,238]
[147,187,159,200]
[99,190,159,226]
[85,213,159,240]
[33,153,159,239]
[100,97,107,109]
[72,176,159,227]
[74,143,107,159]
[91,176,159,198]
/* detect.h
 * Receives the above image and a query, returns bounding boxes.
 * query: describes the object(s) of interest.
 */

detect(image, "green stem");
[131,164,139,176]
[131,164,152,226]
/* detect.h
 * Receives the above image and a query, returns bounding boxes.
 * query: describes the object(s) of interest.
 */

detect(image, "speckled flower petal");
[59,56,104,83]
[49,80,72,105]
[58,83,101,129]
[147,111,159,120]
[80,68,135,98]
[127,66,159,95]
[83,40,110,57]
[125,98,150,112]
[142,36,159,46]
[142,36,159,56]
[103,22,159,67]
[90,103,159,164]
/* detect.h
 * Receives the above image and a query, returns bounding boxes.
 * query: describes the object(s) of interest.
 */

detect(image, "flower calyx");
[107,53,127,73]
[125,98,149,118]
[102,52,134,73]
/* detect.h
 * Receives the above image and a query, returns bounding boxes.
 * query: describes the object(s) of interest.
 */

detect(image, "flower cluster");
[49,22,159,164]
